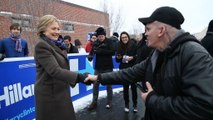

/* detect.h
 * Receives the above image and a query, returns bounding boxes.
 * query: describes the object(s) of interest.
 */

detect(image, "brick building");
[0,0,109,56]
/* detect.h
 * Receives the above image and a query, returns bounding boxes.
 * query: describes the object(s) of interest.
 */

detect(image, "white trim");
[0,11,105,28]
[0,53,89,63]
[0,57,34,62]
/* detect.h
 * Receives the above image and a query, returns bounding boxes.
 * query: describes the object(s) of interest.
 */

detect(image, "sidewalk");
[75,89,145,120]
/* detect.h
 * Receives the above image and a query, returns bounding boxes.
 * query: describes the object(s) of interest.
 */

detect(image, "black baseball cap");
[138,6,184,29]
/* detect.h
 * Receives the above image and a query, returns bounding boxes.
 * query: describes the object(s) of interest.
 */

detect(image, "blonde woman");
[34,15,89,120]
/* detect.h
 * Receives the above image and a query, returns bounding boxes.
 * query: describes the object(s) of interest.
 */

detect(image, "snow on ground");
[73,87,123,112]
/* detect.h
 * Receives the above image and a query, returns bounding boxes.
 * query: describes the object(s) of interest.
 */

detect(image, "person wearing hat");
[74,39,86,53]
[201,19,213,56]
[84,6,213,120]
[109,32,119,52]
[87,27,115,110]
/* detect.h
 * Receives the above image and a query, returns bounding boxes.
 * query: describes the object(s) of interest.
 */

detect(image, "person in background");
[109,32,119,52]
[74,39,86,53]
[201,19,213,56]
[87,27,115,110]
[135,33,153,64]
[0,23,28,57]
[116,31,138,113]
[64,35,79,53]
[86,33,97,53]
[34,15,90,120]
[85,6,213,120]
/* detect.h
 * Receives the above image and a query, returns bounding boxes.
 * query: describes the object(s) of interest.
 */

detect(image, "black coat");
[67,44,79,53]
[98,33,213,120]
[109,36,119,52]
[201,32,213,56]
[135,39,153,64]
[116,39,137,69]
[89,38,114,71]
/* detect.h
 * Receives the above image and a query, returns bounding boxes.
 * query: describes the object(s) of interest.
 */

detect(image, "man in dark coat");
[85,6,213,120]
[201,19,213,56]
[64,35,79,53]
[135,33,153,64]
[87,27,115,110]
[109,32,119,52]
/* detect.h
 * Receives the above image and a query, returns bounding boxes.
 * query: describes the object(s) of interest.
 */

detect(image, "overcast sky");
[63,0,213,34]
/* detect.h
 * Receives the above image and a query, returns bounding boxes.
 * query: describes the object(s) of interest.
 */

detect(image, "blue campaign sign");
[0,57,36,120]
[0,54,121,120]
[87,32,96,41]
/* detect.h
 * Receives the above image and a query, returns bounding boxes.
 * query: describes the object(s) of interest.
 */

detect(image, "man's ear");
[158,25,166,37]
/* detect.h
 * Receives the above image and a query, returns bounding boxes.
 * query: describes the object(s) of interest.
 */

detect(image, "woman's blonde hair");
[37,15,59,36]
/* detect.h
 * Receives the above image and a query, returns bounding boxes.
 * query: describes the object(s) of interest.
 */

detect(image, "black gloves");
[0,53,5,61]
[77,72,93,85]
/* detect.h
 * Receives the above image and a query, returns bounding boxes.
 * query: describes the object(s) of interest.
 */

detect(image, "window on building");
[12,18,22,25]
[63,23,74,32]
[12,17,31,29]
[22,19,31,27]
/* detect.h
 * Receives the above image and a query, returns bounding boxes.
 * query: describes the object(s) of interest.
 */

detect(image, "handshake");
[77,73,98,85]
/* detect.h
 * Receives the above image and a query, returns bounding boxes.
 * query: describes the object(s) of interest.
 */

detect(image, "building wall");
[0,0,109,56]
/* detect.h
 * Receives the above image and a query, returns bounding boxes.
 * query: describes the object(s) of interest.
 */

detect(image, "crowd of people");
[85,6,213,120]
[1,5,213,120]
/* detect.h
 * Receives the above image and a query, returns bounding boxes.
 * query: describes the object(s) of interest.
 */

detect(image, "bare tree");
[132,22,144,35]
[100,0,124,35]
[23,0,55,55]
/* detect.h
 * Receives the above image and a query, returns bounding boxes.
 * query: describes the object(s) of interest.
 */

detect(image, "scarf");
[40,34,67,50]
[9,33,22,52]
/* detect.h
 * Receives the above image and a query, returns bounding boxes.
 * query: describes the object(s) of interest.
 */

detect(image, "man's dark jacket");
[201,32,213,57]
[88,38,114,71]
[67,44,78,53]
[97,33,213,120]
[135,39,153,64]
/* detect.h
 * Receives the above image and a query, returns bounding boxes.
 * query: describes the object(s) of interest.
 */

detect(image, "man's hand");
[126,56,133,61]
[84,74,98,82]
[141,82,153,102]
[78,72,93,85]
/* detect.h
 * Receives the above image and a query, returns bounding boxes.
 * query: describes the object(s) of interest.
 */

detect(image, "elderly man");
[85,6,213,120]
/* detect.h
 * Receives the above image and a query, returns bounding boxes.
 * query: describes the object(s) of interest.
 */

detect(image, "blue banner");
[0,54,121,120]
[0,57,36,120]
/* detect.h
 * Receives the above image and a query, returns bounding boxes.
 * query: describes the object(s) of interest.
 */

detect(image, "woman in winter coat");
[116,31,138,112]
[34,15,89,120]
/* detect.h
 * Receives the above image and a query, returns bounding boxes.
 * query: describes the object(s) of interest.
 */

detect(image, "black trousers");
[123,83,137,107]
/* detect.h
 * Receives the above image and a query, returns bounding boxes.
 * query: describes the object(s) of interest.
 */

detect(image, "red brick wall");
[0,0,109,56]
